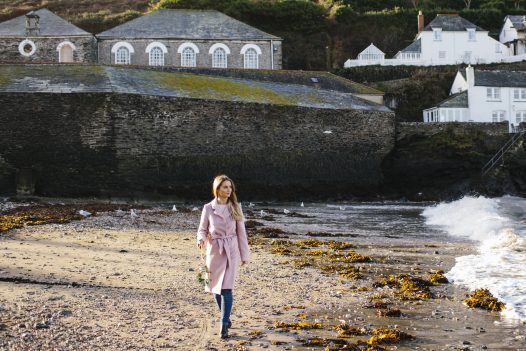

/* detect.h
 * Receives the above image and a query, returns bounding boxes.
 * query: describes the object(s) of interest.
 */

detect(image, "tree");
[463,0,473,8]
[411,0,420,9]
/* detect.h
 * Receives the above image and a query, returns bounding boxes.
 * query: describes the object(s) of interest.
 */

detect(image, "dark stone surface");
[0,92,394,200]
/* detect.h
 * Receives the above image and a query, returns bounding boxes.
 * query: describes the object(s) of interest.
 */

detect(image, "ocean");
[257,196,526,323]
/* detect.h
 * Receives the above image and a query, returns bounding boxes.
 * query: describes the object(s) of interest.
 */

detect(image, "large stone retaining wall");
[396,121,509,141]
[0,93,395,199]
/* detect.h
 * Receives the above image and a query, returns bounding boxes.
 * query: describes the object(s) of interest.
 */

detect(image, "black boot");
[220,323,229,339]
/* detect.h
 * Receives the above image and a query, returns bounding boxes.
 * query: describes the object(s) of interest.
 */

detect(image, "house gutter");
[271,39,274,70]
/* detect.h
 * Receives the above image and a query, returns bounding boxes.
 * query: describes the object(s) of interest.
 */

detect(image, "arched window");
[244,48,258,69]
[111,42,134,65]
[212,48,227,68]
[149,47,164,66]
[146,42,167,66]
[57,41,76,63]
[181,47,196,67]
[116,47,130,65]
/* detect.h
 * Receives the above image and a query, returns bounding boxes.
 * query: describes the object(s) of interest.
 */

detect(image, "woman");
[197,175,250,339]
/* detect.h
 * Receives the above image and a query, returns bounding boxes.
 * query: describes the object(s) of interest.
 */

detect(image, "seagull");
[115,208,126,216]
[339,206,346,211]
[248,202,255,208]
[172,205,178,211]
[78,210,91,217]
[192,207,199,212]
[300,202,304,207]
[130,209,139,221]
[260,210,266,216]
[283,209,290,214]
[323,130,332,134]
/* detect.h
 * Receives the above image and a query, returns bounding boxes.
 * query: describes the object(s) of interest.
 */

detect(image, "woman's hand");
[197,240,204,250]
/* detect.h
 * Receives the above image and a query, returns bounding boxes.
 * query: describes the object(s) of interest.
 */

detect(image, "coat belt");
[209,234,236,256]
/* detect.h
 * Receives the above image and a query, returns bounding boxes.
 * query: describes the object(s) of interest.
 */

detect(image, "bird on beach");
[130,209,139,224]
[339,206,346,211]
[260,210,266,217]
[283,209,290,214]
[191,207,199,212]
[78,210,91,217]
[300,202,304,207]
[172,205,178,212]
[248,202,255,208]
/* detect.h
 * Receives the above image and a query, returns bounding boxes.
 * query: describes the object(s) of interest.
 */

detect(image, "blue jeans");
[214,289,233,326]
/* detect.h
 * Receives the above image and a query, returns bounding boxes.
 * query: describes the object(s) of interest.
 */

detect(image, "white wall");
[500,18,517,44]
[468,85,526,129]
[418,30,510,65]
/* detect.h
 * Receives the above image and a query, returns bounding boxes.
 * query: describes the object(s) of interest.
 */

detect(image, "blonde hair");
[212,175,243,221]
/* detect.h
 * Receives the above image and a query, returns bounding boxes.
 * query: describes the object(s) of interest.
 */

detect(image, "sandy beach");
[1,205,526,351]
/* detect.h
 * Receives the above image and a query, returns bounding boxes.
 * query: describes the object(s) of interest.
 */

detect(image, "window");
[486,87,501,100]
[116,47,130,65]
[514,88,526,101]
[439,51,446,59]
[18,39,36,57]
[212,48,227,68]
[149,46,164,66]
[433,28,442,41]
[467,28,476,41]
[492,110,505,122]
[244,48,258,69]
[516,111,526,123]
[57,41,76,63]
[181,47,196,67]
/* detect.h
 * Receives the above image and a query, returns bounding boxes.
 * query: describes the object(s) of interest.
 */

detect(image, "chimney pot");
[418,11,424,34]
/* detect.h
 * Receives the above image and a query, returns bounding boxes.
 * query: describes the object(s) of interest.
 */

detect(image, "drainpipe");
[270,40,274,70]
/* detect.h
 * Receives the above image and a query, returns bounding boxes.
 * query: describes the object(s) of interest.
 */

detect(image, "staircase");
[482,130,525,175]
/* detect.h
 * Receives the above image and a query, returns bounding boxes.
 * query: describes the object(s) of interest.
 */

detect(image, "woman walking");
[197,175,250,339]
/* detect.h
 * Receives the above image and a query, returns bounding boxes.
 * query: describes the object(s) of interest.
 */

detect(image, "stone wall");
[98,39,282,70]
[0,92,393,199]
[396,121,509,141]
[0,36,97,63]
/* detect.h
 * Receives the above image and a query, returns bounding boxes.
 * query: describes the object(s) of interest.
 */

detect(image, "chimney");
[466,65,475,88]
[417,11,424,33]
[25,11,40,36]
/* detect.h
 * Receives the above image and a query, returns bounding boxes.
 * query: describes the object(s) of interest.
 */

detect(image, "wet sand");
[1,206,526,351]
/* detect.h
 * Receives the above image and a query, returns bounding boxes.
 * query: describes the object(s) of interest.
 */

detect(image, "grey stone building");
[0,9,96,63]
[96,9,282,70]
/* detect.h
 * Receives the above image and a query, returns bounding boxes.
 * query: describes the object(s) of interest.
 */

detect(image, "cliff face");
[381,122,526,200]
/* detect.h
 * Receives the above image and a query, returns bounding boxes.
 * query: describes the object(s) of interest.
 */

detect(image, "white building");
[500,15,526,55]
[423,66,526,131]
[345,13,512,67]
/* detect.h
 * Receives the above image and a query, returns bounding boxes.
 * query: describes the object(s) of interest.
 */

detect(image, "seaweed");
[464,288,505,312]
[373,274,433,300]
[274,321,323,331]
[429,270,449,284]
[367,328,411,345]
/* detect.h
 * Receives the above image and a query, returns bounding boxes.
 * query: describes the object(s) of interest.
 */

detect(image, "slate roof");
[0,8,91,37]
[424,14,485,32]
[435,91,468,108]
[505,15,526,30]
[0,65,388,112]
[473,70,526,88]
[399,38,421,53]
[97,9,281,40]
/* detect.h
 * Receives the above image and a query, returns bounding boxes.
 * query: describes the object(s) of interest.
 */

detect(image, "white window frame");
[241,44,262,69]
[492,110,506,122]
[111,42,134,65]
[177,42,199,68]
[486,87,501,101]
[56,41,76,63]
[433,28,442,41]
[513,88,526,101]
[209,43,231,68]
[516,110,526,123]
[18,39,36,57]
[467,28,476,41]
[146,42,168,66]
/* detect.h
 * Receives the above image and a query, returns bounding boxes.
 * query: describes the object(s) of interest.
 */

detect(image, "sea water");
[423,195,526,322]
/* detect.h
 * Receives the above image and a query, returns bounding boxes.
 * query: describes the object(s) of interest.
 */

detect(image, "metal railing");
[482,129,525,175]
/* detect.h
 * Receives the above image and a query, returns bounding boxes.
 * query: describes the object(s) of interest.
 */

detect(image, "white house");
[423,66,526,132]
[345,13,511,67]
[500,15,526,55]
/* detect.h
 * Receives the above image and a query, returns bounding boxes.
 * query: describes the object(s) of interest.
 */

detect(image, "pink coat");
[197,199,250,294]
